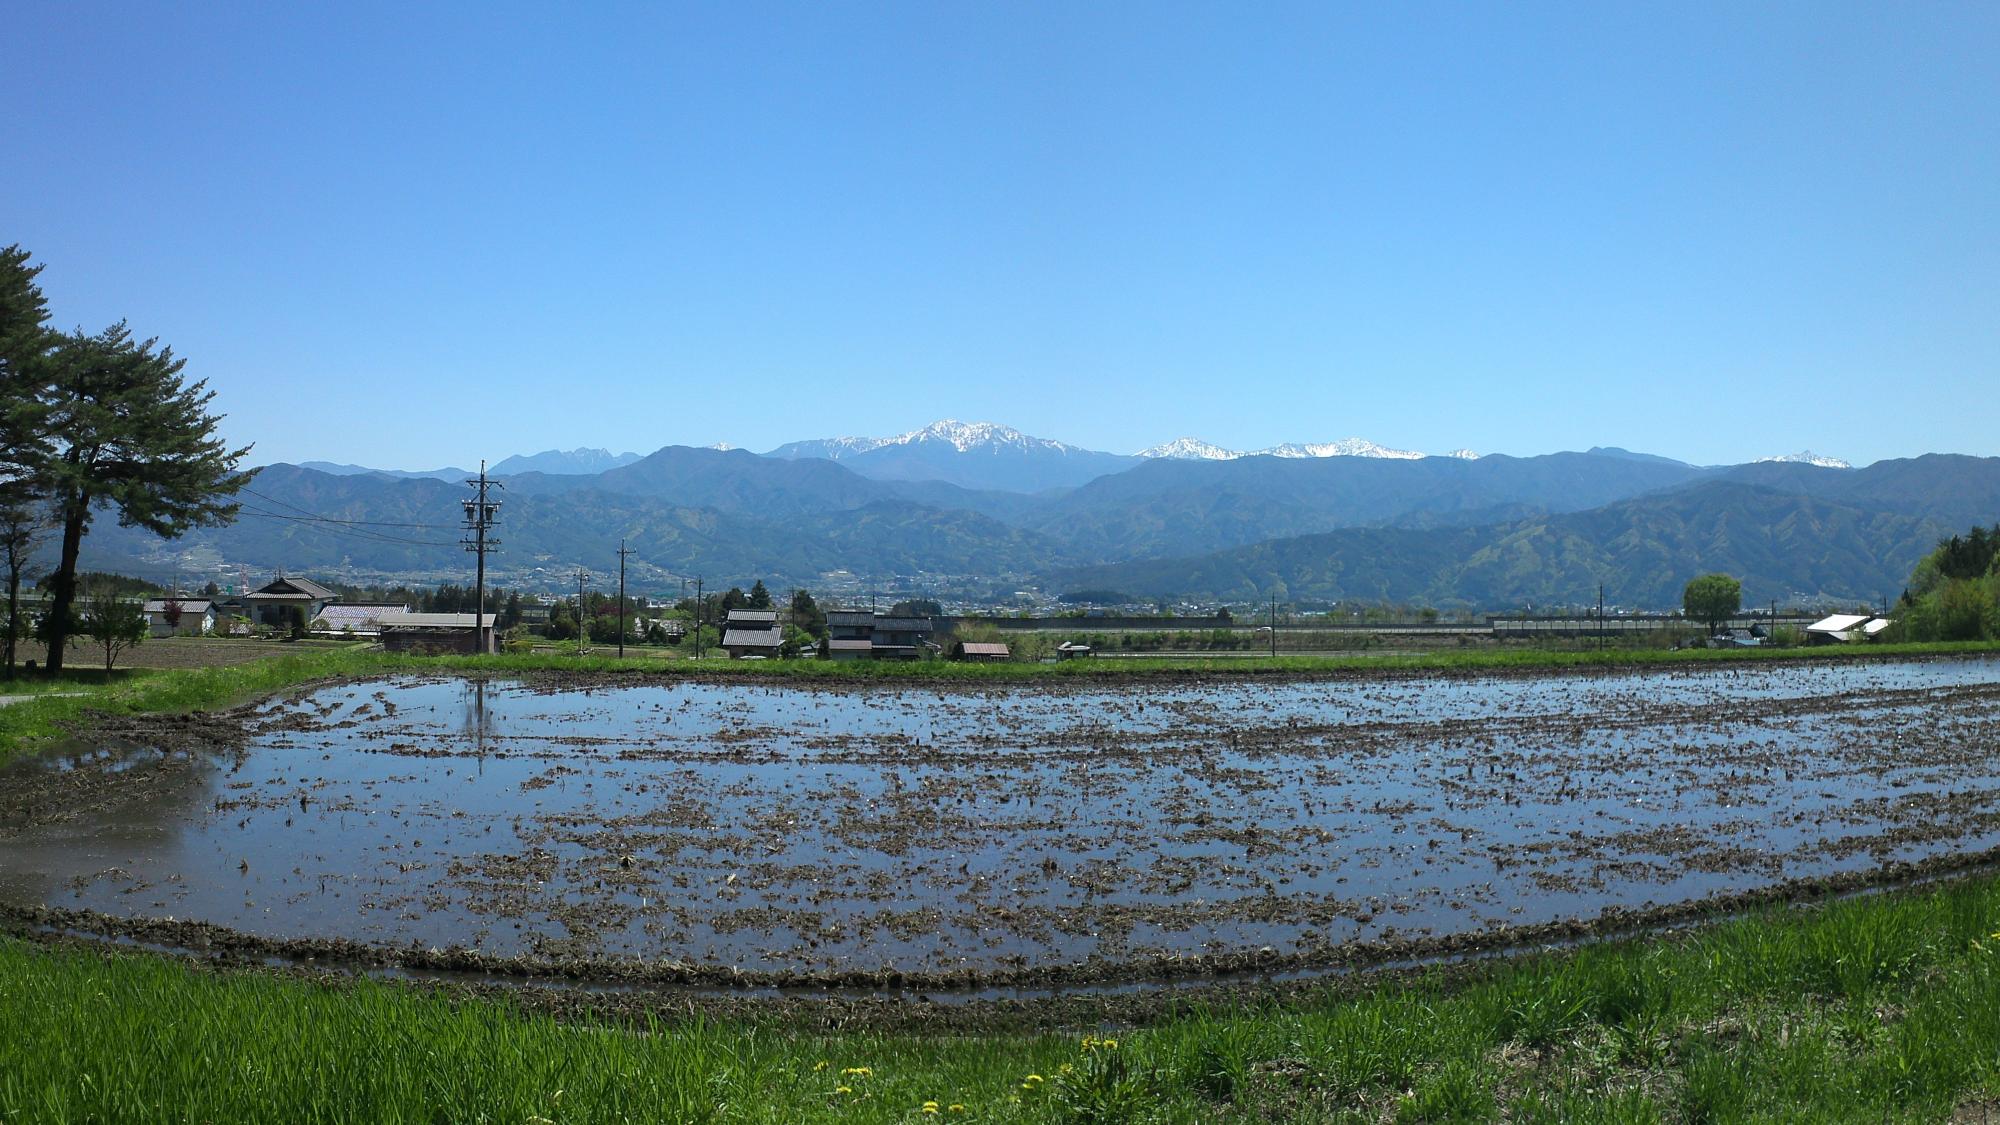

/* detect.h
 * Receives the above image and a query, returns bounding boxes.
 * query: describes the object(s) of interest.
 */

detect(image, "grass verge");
[3,872,1999,1122]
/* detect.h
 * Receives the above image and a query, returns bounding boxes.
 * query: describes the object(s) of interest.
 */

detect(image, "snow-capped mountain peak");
[892,419,1072,454]
[1754,450,1852,469]
[1137,437,1240,460]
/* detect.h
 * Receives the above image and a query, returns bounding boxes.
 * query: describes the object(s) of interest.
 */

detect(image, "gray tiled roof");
[723,627,783,648]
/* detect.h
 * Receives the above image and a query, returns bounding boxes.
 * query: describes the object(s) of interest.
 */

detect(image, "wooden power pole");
[616,540,631,658]
[461,462,502,653]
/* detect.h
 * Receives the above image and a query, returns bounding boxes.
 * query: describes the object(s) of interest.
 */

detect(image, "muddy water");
[2,659,1997,982]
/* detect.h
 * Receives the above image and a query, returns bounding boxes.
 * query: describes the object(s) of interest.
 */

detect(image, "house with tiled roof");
[243,576,338,629]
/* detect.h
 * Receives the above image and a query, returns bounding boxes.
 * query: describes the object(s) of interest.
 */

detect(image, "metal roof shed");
[1806,613,1870,643]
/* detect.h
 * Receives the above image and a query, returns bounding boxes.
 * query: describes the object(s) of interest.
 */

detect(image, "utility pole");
[1597,583,1605,653]
[461,462,502,653]
[1269,595,1277,658]
[616,540,631,658]
[573,567,588,653]
[694,577,705,659]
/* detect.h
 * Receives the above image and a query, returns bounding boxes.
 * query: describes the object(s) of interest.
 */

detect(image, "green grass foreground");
[4,639,1998,764]
[3,873,2000,1122]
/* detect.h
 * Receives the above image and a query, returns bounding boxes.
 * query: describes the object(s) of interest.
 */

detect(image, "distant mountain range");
[86,422,1997,610]
[490,448,644,476]
[285,421,1853,496]
[296,461,469,482]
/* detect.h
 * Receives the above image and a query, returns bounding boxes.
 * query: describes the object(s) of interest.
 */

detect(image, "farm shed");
[311,603,410,638]
[823,638,873,661]
[379,612,498,654]
[950,641,1011,662]
[1805,613,1872,644]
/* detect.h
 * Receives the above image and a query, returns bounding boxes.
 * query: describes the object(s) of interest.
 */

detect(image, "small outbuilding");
[823,638,874,661]
[311,603,410,638]
[379,612,498,654]
[1805,613,1872,645]
[1055,641,1093,660]
[950,641,1011,663]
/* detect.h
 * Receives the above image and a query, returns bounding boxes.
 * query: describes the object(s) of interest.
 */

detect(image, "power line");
[234,504,459,547]
[239,485,446,529]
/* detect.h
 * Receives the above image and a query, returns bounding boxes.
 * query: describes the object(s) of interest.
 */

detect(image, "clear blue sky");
[5,2,1995,469]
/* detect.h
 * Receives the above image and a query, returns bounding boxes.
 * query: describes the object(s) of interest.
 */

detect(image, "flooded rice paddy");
[2,658,1997,989]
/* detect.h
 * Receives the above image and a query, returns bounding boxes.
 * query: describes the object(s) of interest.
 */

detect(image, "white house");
[142,598,217,637]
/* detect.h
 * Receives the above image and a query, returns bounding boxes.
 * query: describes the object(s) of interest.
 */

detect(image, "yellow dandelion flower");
[1101,1037,1118,1050]
[834,1085,854,1096]
[949,1105,965,1114]
[812,1060,828,1072]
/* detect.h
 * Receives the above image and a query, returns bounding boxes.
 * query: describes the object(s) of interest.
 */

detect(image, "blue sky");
[5,2,1995,469]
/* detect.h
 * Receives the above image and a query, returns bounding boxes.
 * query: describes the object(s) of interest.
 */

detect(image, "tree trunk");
[3,564,18,678]
[43,504,84,676]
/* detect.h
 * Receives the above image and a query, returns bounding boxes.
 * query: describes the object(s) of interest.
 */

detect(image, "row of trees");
[1,245,250,676]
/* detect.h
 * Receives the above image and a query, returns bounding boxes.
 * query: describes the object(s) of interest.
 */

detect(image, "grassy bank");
[3,871,1999,1122]
[4,639,1997,764]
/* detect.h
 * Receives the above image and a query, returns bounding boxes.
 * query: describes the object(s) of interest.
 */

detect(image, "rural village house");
[242,575,337,629]
[821,611,935,660]
[142,598,217,637]
[721,608,783,659]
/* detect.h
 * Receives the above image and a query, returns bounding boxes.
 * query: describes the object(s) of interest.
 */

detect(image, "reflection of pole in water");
[464,678,491,766]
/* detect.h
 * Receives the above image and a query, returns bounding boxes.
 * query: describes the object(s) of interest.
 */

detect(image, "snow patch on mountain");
[1754,450,1853,469]
[1138,437,1476,461]
[1264,439,1426,460]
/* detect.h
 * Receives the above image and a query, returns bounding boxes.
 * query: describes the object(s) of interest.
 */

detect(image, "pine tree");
[747,579,773,609]
[0,245,54,490]
[37,323,252,673]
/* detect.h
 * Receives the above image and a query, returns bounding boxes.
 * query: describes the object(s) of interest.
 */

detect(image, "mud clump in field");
[0,658,1997,996]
